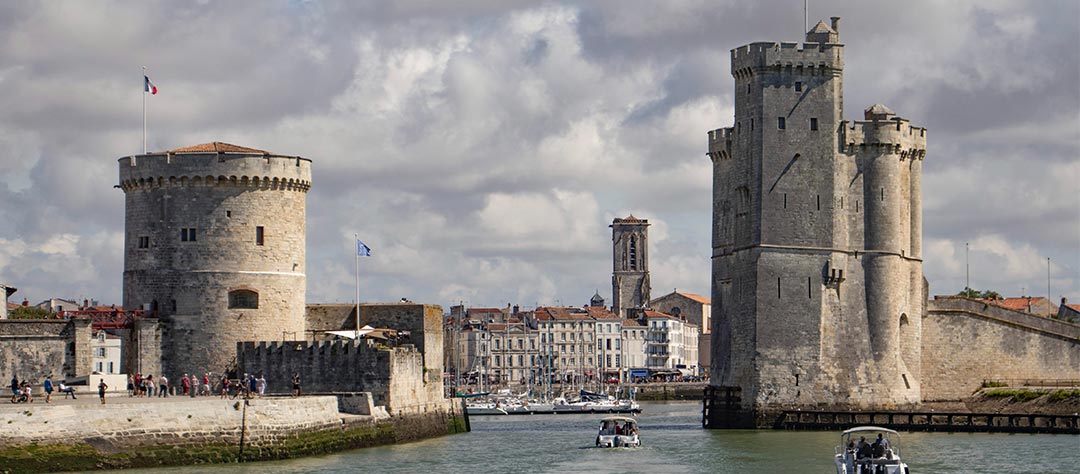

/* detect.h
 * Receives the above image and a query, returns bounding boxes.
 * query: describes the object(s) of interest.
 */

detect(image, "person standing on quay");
[43,375,53,404]
[10,375,19,403]
[159,374,169,397]
[180,373,190,396]
[257,374,266,397]
[98,379,108,405]
[127,374,135,397]
[292,373,301,397]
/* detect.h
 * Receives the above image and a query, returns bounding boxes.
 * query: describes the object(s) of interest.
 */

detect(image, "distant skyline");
[0,1,1076,309]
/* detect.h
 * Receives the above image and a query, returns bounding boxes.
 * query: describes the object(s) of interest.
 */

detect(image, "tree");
[957,287,1001,300]
[9,306,53,319]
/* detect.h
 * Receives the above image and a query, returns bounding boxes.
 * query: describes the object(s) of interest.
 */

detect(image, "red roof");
[676,292,710,304]
[621,318,644,327]
[535,307,592,321]
[994,297,1048,311]
[165,142,270,154]
[613,214,648,224]
[586,307,620,319]
[643,310,677,319]
[467,308,504,316]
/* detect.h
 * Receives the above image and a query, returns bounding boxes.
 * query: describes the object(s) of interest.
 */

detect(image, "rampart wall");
[0,319,92,382]
[922,296,1080,401]
[0,396,466,471]
[237,339,449,416]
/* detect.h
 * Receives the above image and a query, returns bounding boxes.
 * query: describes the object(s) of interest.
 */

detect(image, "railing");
[981,379,1080,388]
[775,410,1079,435]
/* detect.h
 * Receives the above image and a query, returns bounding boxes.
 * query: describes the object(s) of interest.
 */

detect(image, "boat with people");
[594,416,640,448]
[834,426,910,474]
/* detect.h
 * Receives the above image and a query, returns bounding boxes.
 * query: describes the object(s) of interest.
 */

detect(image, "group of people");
[847,433,893,460]
[216,373,268,399]
[599,420,638,436]
[127,373,170,397]
[9,374,79,404]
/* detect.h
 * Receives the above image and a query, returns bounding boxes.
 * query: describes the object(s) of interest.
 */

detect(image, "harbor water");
[101,401,1079,474]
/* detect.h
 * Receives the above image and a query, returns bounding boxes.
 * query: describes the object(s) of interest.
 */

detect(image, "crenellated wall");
[0,319,93,383]
[236,339,449,416]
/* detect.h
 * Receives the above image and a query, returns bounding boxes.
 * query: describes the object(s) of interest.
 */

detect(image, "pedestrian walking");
[158,375,169,397]
[256,374,266,397]
[43,375,53,404]
[10,375,19,403]
[98,379,108,405]
[180,373,190,396]
[201,373,210,396]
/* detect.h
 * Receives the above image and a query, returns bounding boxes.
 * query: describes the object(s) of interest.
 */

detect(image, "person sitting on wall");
[58,382,77,399]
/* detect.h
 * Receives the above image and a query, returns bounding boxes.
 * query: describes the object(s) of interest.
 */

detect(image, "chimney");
[830,17,840,33]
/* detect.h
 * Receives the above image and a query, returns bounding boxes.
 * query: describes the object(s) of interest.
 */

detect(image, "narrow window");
[777,277,781,299]
[737,122,741,134]
[226,210,232,218]
[840,196,844,209]
[777,117,786,130]
[902,374,911,389]
[816,195,820,210]
[810,117,818,131]
[181,228,188,242]
[808,277,812,299]
[795,81,802,92]
[856,200,860,212]
[747,83,751,94]
[138,236,149,249]
[795,374,800,386]
[256,226,265,246]
[881,187,885,201]
[783,193,787,209]
[750,119,754,131]
[181,228,197,242]
[629,235,638,270]
[170,299,177,312]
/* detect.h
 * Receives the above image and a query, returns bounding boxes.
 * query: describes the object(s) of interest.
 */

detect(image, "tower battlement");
[843,118,928,158]
[707,127,734,161]
[730,41,843,78]
[119,146,311,192]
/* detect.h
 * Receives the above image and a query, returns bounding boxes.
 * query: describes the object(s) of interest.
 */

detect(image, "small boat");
[834,426,910,474]
[594,416,640,448]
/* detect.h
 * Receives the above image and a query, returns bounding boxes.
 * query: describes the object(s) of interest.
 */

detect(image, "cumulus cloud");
[0,1,1075,309]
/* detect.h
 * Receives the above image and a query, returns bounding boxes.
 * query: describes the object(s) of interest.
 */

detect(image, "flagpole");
[142,66,147,154]
[355,234,360,339]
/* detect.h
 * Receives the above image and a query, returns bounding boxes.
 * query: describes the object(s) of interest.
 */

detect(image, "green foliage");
[1047,389,1080,402]
[984,388,1043,402]
[957,287,1001,300]
[8,306,53,319]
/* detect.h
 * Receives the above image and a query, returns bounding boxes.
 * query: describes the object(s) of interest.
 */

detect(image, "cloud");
[0,0,1075,310]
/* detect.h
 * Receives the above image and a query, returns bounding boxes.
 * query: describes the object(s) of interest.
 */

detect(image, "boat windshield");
[598,418,638,435]
[839,427,901,459]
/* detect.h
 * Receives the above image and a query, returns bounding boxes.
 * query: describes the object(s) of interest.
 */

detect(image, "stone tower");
[118,142,311,379]
[611,215,650,318]
[705,18,927,426]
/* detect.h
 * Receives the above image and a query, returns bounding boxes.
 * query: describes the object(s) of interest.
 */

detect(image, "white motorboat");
[465,401,508,415]
[834,426,910,474]
[595,416,640,448]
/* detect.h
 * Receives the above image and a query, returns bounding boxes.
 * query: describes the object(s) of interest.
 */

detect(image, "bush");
[1047,389,1080,402]
[9,306,54,319]
[984,388,1043,402]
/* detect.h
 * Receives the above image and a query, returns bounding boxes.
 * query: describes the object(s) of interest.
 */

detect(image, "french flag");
[144,75,157,95]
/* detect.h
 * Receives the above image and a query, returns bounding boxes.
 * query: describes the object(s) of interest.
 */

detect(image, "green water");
[103,401,1078,473]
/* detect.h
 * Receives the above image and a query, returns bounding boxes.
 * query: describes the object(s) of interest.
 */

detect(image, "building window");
[629,235,638,270]
[795,81,803,92]
[226,210,232,218]
[96,347,106,357]
[747,83,751,94]
[494,356,501,367]
[138,236,150,248]
[615,354,620,367]
[181,228,197,242]
[228,289,259,309]
[256,226,264,246]
[607,355,612,367]
[810,117,818,131]
[108,362,114,373]
[95,362,102,372]
[778,117,786,130]
[494,339,500,350]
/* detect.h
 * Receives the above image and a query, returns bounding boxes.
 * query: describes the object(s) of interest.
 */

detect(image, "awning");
[629,369,648,377]
[326,325,376,339]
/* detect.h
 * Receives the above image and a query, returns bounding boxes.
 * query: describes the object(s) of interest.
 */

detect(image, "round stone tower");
[118,142,311,378]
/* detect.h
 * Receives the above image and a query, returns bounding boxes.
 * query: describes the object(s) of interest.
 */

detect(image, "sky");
[0,0,1077,310]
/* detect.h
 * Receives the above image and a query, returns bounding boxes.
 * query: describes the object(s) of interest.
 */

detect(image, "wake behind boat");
[835,426,910,474]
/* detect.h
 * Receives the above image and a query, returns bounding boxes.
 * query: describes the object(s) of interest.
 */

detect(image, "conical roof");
[165,142,270,154]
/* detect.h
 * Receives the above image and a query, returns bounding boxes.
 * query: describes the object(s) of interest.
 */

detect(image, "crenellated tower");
[706,18,927,427]
[118,142,311,380]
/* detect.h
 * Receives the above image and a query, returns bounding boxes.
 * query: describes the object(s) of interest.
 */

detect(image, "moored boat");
[834,426,910,474]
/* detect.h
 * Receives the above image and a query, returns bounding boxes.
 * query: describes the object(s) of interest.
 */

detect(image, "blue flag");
[357,239,372,257]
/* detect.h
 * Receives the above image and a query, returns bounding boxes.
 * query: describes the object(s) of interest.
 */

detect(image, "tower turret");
[611,215,650,318]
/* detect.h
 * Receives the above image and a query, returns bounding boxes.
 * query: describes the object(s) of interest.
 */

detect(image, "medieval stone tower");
[705,18,927,426]
[118,142,311,378]
[611,215,651,318]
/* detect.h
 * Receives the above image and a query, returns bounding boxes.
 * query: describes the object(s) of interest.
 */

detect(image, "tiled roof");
[536,307,593,321]
[676,292,711,305]
[165,142,270,154]
[1067,304,1080,313]
[468,308,504,315]
[643,310,676,320]
[614,214,647,224]
[994,297,1048,311]
[621,318,644,327]
[586,307,621,319]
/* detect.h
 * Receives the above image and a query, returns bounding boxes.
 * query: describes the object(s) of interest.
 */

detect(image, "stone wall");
[922,297,1080,401]
[236,339,449,415]
[0,395,465,470]
[0,319,92,383]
